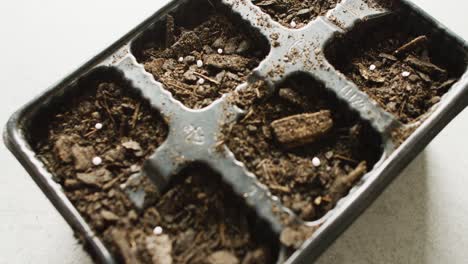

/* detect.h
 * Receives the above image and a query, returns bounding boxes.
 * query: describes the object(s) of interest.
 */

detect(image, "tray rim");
[4,0,468,263]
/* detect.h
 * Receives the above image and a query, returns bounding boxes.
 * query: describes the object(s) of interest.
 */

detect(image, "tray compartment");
[325,6,468,124]
[251,0,342,28]
[223,73,383,222]
[131,0,270,109]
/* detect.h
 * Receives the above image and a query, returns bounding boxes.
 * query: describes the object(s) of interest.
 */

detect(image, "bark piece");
[328,161,367,205]
[122,140,144,157]
[205,54,250,72]
[76,168,113,188]
[224,37,240,54]
[436,78,457,92]
[100,209,119,222]
[271,110,333,148]
[104,145,125,162]
[63,179,81,189]
[54,135,76,163]
[278,88,307,108]
[405,55,447,77]
[111,229,141,264]
[280,225,317,249]
[71,144,95,171]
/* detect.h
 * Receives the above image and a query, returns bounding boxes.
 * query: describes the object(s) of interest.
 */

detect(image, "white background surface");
[0,1,467,263]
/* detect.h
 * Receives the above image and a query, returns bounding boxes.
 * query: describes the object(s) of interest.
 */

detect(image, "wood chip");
[131,102,141,129]
[280,225,317,249]
[271,110,333,148]
[71,144,95,171]
[296,8,311,16]
[328,161,367,205]
[436,78,457,92]
[278,88,307,108]
[393,35,428,57]
[111,229,141,264]
[100,209,119,222]
[405,55,447,77]
[358,64,385,83]
[122,140,144,157]
[416,70,432,82]
[76,168,113,188]
[205,54,251,72]
[378,53,398,61]
[193,71,220,85]
[54,135,76,163]
[256,0,276,7]
[63,179,81,189]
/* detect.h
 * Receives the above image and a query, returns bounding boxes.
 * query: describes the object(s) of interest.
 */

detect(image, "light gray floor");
[1,1,467,263]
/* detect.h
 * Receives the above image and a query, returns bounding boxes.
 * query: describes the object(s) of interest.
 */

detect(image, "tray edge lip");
[3,0,468,263]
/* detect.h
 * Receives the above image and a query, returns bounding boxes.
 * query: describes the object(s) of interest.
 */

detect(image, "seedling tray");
[4,0,468,263]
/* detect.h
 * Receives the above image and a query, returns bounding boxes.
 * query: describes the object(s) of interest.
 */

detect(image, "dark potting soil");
[328,21,459,124]
[251,0,341,28]
[223,75,383,222]
[140,11,269,109]
[33,80,275,263]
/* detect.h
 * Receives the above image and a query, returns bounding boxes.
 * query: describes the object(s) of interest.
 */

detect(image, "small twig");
[268,184,291,193]
[165,80,190,91]
[165,15,175,48]
[227,123,235,136]
[219,223,226,246]
[84,129,98,138]
[262,162,271,180]
[207,0,216,9]
[334,154,358,163]
[193,72,220,85]
[394,35,428,57]
[131,102,141,129]
[262,162,281,186]
[240,108,254,123]
[327,161,367,207]
[103,175,124,190]
[399,98,407,116]
[214,140,225,151]
[99,97,115,125]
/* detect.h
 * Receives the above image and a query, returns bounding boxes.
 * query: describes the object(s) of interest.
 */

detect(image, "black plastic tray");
[4,0,468,263]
